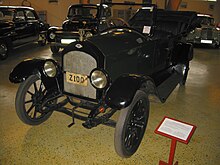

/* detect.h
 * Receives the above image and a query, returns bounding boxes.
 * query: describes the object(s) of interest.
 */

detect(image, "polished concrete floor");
[0,44,220,165]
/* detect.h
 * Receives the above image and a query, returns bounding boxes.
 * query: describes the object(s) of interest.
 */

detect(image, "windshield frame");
[67,5,99,19]
[198,16,215,26]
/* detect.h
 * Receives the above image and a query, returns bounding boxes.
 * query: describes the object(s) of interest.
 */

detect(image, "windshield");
[68,6,98,19]
[198,16,214,26]
[0,9,14,21]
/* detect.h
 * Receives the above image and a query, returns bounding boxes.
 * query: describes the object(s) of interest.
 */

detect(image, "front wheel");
[15,75,55,125]
[114,90,149,158]
[50,45,60,54]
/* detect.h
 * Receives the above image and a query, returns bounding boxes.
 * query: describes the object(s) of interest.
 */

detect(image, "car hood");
[88,29,143,57]
[87,28,150,81]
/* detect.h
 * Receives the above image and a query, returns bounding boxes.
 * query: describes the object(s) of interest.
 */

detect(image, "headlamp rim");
[89,68,109,89]
[49,32,56,40]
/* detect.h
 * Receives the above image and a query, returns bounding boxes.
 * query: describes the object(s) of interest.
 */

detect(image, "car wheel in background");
[50,45,60,54]
[0,40,8,60]
[215,42,220,49]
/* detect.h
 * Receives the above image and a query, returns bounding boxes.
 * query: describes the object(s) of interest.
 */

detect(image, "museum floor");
[0,44,219,165]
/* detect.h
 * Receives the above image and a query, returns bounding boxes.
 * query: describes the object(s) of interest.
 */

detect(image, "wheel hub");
[32,92,44,110]
[125,100,146,149]
[0,44,7,55]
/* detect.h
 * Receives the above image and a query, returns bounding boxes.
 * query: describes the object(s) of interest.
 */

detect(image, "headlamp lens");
[44,61,57,77]
[90,70,107,89]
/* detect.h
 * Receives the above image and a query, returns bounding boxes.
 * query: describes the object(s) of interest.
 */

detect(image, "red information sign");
[155,116,196,165]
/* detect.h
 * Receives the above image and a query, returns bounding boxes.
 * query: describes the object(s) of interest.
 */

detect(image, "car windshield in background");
[0,9,13,21]
[110,4,142,22]
[198,16,214,26]
[108,4,155,34]
[68,6,98,19]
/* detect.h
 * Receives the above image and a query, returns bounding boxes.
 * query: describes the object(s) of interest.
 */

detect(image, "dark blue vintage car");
[0,6,48,60]
[9,3,198,158]
[47,3,130,53]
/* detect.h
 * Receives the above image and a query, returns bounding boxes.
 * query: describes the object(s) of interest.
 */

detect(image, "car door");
[154,38,172,72]
[13,9,27,46]
[24,9,39,42]
[138,39,157,75]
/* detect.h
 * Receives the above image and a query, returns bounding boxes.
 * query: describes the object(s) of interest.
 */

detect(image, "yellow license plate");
[66,72,88,86]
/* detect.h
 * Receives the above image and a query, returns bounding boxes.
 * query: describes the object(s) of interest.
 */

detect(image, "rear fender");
[104,74,158,110]
[9,58,62,92]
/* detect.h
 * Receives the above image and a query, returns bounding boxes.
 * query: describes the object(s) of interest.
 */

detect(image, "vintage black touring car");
[0,6,48,60]
[9,3,198,158]
[47,3,131,53]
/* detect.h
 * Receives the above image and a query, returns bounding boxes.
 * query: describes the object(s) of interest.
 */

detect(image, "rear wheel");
[114,90,149,158]
[15,75,55,125]
[50,45,60,54]
[0,41,8,60]
[214,42,220,49]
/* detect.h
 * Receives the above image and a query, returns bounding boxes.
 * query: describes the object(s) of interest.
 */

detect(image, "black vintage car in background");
[0,6,48,60]
[9,3,198,158]
[186,14,220,48]
[47,3,130,53]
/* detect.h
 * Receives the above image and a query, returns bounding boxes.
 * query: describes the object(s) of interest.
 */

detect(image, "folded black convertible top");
[156,9,198,36]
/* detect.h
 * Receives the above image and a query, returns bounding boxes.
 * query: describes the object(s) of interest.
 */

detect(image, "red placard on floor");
[155,116,196,165]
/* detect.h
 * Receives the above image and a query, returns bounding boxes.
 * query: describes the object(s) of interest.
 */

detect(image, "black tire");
[114,90,149,158]
[179,62,189,86]
[0,40,9,60]
[15,75,54,125]
[50,45,60,54]
[38,33,47,46]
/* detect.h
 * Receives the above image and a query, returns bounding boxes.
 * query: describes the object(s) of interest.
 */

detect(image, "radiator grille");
[201,28,213,40]
[63,51,97,99]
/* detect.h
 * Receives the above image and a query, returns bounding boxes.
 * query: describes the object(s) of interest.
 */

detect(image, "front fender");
[9,58,62,92]
[105,75,156,110]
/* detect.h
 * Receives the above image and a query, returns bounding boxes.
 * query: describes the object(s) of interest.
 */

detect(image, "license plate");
[66,72,88,86]
[61,39,76,44]
[201,40,212,44]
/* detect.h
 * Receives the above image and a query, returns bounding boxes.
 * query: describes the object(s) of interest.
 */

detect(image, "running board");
[157,71,181,102]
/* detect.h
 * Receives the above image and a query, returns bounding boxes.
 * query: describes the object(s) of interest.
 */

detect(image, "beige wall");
[213,0,220,23]
[179,0,220,23]
[1,0,220,25]
[151,0,220,23]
